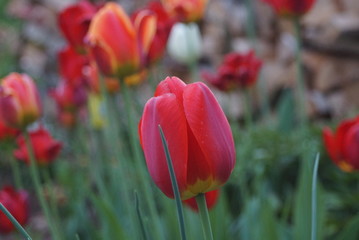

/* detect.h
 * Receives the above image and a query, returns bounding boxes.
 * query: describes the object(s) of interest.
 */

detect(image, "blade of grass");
[158,125,187,240]
[311,153,320,240]
[0,203,32,240]
[135,191,149,240]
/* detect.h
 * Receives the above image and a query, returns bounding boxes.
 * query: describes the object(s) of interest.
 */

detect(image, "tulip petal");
[140,93,188,198]
[322,127,340,165]
[154,76,186,103]
[183,82,235,184]
[344,124,359,169]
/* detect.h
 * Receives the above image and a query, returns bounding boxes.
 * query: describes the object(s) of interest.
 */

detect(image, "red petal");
[322,127,341,165]
[140,93,188,198]
[183,82,235,184]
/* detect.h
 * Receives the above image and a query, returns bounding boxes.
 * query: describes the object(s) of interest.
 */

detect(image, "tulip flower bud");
[58,0,97,53]
[0,73,41,129]
[323,116,359,172]
[0,186,29,234]
[14,127,62,165]
[167,23,201,65]
[87,2,141,78]
[139,77,235,200]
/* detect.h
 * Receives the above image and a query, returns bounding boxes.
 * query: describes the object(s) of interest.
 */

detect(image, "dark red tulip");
[0,186,29,234]
[58,45,89,87]
[139,77,235,200]
[14,127,62,165]
[202,51,262,91]
[262,0,315,17]
[58,0,97,53]
[183,189,219,211]
[323,116,359,172]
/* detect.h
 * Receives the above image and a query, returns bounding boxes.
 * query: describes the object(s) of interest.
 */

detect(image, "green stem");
[311,153,320,240]
[195,193,214,240]
[0,203,32,239]
[41,168,63,239]
[10,154,23,189]
[121,83,163,240]
[158,125,187,240]
[24,132,61,240]
[244,89,253,129]
[293,18,307,126]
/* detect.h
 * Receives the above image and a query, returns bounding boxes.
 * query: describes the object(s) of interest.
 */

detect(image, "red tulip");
[132,1,176,65]
[0,186,29,234]
[14,127,62,165]
[0,73,41,129]
[161,0,208,22]
[183,189,219,211]
[58,45,89,87]
[0,120,19,141]
[58,0,97,53]
[202,51,262,91]
[323,116,359,172]
[87,2,141,78]
[139,77,235,200]
[262,0,315,17]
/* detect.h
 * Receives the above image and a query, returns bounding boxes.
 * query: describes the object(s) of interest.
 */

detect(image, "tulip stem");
[195,193,214,240]
[311,153,320,240]
[158,125,187,240]
[244,89,253,128]
[24,131,61,240]
[293,18,307,126]
[0,202,32,240]
[10,153,24,190]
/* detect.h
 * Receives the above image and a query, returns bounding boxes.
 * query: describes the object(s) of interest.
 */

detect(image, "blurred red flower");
[139,77,235,200]
[132,1,176,66]
[87,2,143,78]
[14,127,62,165]
[58,45,90,87]
[161,0,208,22]
[323,116,359,172]
[262,0,315,17]
[202,51,262,91]
[58,0,97,53]
[0,73,41,129]
[0,186,29,234]
[183,189,219,211]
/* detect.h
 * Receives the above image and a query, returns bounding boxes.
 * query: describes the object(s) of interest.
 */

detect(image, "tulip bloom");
[0,186,29,234]
[139,77,235,200]
[0,120,19,141]
[14,127,62,165]
[87,3,141,78]
[58,46,89,87]
[58,0,97,53]
[132,1,175,65]
[202,51,262,91]
[161,0,208,22]
[323,116,359,172]
[183,189,219,211]
[262,0,315,17]
[0,73,41,129]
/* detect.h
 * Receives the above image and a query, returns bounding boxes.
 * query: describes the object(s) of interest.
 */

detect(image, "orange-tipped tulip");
[87,3,141,78]
[139,77,235,200]
[161,0,208,22]
[0,73,41,129]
